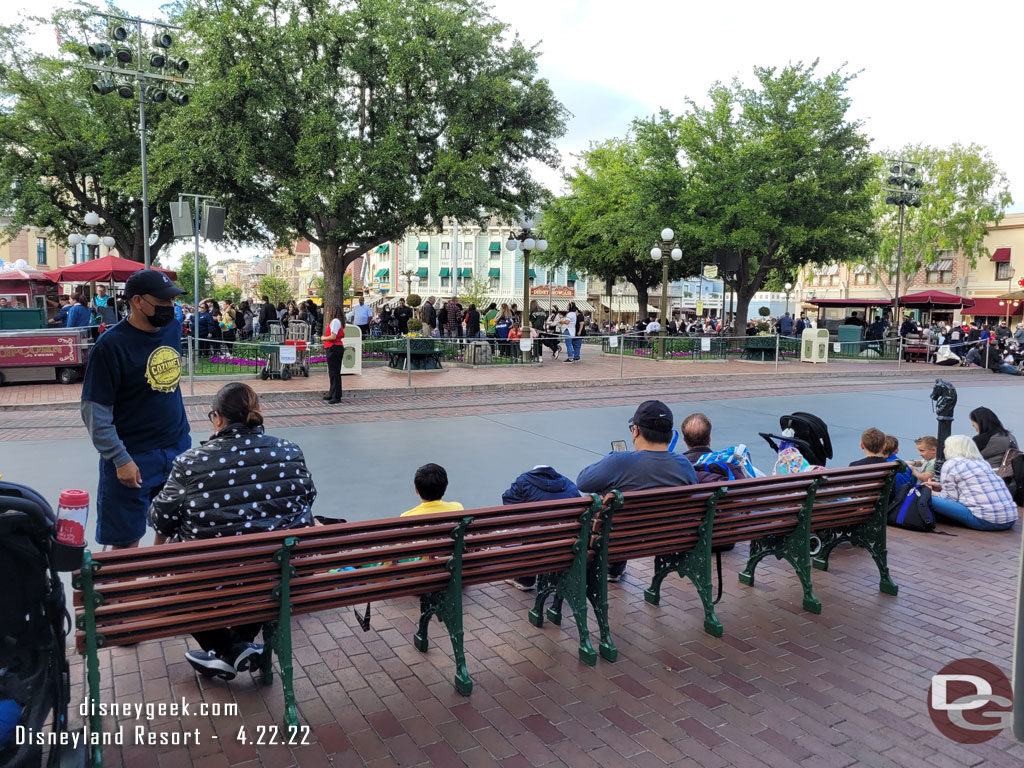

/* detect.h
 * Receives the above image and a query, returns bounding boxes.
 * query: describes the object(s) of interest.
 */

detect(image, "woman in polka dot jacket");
[147,382,317,680]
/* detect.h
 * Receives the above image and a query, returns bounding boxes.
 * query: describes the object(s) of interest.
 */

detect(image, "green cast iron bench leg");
[738,477,824,614]
[273,538,300,734]
[412,517,474,695]
[644,488,726,637]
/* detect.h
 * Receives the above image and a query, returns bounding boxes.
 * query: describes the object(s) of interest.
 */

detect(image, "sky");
[19,0,1024,266]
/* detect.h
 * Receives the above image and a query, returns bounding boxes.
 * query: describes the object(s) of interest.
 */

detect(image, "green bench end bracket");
[587,492,621,663]
[413,516,474,696]
[644,487,727,638]
[739,477,825,615]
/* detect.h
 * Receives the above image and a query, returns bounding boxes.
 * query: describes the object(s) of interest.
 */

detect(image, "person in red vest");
[322,304,345,404]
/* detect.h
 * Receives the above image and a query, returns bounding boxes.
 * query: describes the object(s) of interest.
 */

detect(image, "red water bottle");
[56,489,89,547]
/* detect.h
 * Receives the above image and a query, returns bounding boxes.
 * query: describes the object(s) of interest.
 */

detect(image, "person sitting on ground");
[148,382,317,681]
[401,463,464,517]
[680,412,746,483]
[849,427,889,466]
[964,342,985,367]
[970,407,1018,470]
[501,465,581,591]
[909,436,938,483]
[884,434,915,489]
[925,436,1017,531]
[576,401,697,582]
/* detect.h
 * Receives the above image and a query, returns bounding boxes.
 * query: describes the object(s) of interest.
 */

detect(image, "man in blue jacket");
[501,465,580,591]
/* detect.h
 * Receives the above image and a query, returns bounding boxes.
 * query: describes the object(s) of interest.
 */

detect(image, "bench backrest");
[606,463,896,556]
[74,495,600,652]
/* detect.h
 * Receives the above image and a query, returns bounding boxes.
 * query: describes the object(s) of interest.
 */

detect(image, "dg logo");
[928,658,1013,744]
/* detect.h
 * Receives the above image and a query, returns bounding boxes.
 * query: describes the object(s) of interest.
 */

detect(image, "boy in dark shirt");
[849,427,888,467]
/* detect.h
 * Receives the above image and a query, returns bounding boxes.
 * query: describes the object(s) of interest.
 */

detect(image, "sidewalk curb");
[0,366,986,412]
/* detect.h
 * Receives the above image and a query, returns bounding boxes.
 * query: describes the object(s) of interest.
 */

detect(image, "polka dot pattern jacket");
[148,423,317,541]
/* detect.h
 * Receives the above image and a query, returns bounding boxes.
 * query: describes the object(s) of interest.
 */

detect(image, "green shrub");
[758,306,771,317]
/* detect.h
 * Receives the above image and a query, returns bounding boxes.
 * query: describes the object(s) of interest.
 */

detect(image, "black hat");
[629,400,673,432]
[124,269,185,300]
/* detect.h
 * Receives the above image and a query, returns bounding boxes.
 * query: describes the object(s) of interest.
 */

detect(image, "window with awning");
[416,242,429,252]
[374,269,389,279]
[528,269,536,278]
[489,242,501,252]
[568,272,579,281]
[439,268,451,277]
[458,268,472,277]
[416,267,428,278]
[488,267,501,277]
[374,244,389,254]
[991,247,1011,262]
[926,259,953,272]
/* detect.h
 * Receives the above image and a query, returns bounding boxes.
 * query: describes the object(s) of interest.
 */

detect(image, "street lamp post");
[884,159,924,324]
[506,219,548,362]
[82,13,195,267]
[650,227,682,358]
[784,282,793,317]
[68,212,117,263]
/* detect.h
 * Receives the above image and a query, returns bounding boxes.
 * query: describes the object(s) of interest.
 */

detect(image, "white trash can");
[341,324,362,375]
[801,328,830,364]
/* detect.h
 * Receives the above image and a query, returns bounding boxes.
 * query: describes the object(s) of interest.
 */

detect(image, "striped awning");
[600,297,659,314]
[486,295,592,314]
[373,244,389,254]
[926,259,954,272]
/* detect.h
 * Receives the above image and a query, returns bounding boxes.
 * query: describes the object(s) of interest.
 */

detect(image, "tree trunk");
[734,290,754,333]
[635,285,650,322]
[605,278,613,327]
[321,242,345,309]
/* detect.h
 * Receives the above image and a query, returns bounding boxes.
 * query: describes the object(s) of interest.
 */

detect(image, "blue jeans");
[998,364,1021,376]
[566,337,582,360]
[930,495,1015,531]
[97,435,192,545]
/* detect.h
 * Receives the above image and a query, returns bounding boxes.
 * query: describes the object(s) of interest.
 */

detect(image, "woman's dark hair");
[568,302,577,313]
[487,302,497,311]
[468,303,476,312]
[211,382,264,428]
[277,302,286,311]
[328,304,343,321]
[969,407,1007,436]
[239,301,250,313]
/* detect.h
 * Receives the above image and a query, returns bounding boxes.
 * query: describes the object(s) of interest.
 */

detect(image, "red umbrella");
[897,290,975,310]
[45,255,177,283]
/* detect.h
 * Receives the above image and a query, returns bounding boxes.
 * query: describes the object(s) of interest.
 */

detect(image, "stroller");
[0,483,79,768]
[759,412,833,469]
[759,414,834,556]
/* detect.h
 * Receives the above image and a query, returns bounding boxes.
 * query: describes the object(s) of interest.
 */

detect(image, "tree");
[214,284,242,305]
[257,276,293,306]
[866,144,1013,294]
[539,121,696,313]
[677,62,877,329]
[0,8,260,262]
[457,274,493,312]
[172,0,567,305]
[177,252,214,301]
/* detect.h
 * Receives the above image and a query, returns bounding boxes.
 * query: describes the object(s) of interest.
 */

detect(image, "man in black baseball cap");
[81,269,190,549]
[576,400,697,581]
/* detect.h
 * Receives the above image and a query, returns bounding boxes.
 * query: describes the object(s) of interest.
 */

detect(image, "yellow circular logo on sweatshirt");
[146,346,181,393]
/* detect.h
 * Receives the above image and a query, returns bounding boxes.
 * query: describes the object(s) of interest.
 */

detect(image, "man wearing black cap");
[80,269,191,549]
[577,400,697,581]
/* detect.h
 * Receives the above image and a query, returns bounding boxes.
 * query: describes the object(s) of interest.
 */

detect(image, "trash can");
[837,324,862,357]
[801,328,830,364]
[341,324,362,375]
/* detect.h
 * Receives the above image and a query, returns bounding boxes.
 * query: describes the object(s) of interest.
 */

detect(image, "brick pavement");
[66,521,1024,767]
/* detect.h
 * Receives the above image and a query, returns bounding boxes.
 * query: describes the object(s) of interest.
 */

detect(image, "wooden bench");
[73,494,604,766]
[589,463,900,645]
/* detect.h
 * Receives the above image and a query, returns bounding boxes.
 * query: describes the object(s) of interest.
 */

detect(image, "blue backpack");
[887,483,936,532]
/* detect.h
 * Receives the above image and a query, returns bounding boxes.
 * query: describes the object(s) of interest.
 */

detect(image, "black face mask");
[143,301,176,327]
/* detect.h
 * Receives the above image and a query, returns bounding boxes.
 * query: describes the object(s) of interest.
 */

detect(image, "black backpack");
[887,482,936,532]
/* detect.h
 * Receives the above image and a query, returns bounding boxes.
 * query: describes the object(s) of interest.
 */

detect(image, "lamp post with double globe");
[650,227,682,358]
[506,219,548,362]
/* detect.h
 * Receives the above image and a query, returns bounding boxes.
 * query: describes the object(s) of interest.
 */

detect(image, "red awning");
[45,255,177,283]
[991,248,1011,263]
[898,290,975,309]
[966,297,1023,316]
